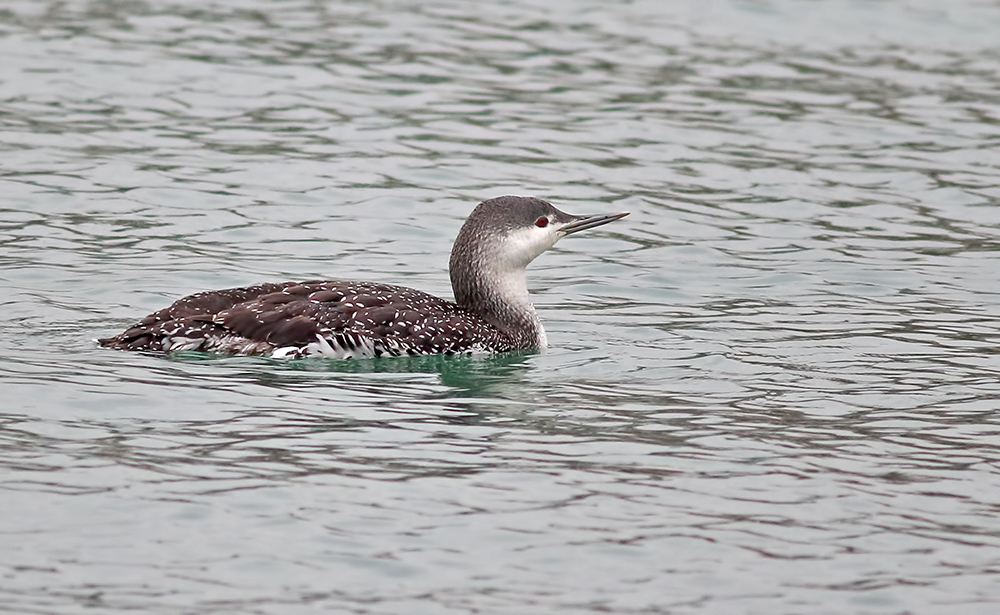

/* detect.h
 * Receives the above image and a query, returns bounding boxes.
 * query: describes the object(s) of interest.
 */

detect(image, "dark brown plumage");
[100,280,515,358]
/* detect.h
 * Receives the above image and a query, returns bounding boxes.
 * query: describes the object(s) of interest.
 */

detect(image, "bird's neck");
[451,260,546,350]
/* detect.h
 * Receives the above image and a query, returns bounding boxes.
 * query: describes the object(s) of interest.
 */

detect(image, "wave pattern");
[2,0,1000,613]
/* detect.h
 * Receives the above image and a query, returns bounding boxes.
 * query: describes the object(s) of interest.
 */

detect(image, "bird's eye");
[535,216,549,228]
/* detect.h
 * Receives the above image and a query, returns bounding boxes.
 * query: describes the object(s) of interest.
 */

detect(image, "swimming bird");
[99,196,628,359]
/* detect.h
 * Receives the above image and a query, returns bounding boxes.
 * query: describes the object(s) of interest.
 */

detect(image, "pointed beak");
[559,211,630,235]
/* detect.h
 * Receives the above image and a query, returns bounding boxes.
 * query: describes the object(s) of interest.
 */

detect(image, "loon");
[99,196,629,359]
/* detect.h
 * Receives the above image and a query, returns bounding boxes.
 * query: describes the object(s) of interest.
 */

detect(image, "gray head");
[449,195,629,347]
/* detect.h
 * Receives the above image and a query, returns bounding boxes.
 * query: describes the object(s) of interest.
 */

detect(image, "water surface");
[3,0,1000,613]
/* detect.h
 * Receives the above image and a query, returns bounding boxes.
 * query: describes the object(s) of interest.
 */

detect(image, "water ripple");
[3,0,1000,613]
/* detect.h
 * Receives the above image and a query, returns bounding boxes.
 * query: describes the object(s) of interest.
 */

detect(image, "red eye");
[535,216,549,228]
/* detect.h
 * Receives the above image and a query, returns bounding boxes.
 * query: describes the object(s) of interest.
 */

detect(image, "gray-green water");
[3,0,1000,613]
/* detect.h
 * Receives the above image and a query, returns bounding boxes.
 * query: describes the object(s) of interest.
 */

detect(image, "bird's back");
[99,280,516,358]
